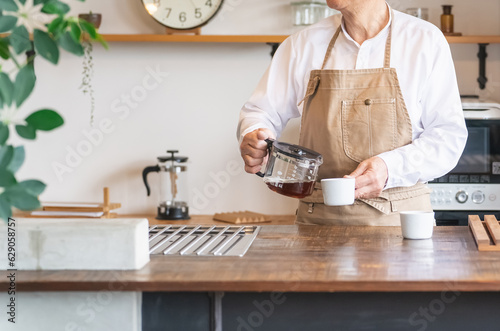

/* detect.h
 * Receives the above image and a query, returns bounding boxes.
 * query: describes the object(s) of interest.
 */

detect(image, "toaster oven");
[428,98,500,225]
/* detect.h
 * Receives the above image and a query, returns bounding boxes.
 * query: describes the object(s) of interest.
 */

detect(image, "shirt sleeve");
[377,33,468,189]
[236,37,302,144]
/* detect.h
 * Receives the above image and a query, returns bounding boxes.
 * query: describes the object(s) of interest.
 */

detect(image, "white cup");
[400,211,435,240]
[321,178,355,206]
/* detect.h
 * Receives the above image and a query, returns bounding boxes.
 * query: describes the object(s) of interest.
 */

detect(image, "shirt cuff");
[377,151,404,190]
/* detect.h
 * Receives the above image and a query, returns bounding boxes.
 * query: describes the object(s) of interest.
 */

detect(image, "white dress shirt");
[237,6,468,190]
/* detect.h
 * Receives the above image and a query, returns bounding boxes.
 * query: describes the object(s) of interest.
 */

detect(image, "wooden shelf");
[101,34,287,43]
[445,35,500,44]
[2,33,499,44]
[99,34,500,44]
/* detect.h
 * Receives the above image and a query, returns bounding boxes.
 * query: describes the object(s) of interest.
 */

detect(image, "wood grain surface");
[3,224,500,293]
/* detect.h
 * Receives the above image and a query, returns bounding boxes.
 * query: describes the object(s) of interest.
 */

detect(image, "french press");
[143,150,190,220]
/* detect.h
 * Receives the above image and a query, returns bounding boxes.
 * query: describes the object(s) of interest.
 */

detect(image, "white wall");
[12,0,500,216]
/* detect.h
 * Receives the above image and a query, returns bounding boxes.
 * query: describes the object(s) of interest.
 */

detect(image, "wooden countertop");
[136,214,296,226]
[3,224,500,293]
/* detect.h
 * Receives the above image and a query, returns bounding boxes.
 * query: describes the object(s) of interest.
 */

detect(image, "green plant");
[0,0,108,222]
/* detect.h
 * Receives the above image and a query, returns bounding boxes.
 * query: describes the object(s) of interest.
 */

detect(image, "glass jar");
[405,8,429,21]
[291,2,339,26]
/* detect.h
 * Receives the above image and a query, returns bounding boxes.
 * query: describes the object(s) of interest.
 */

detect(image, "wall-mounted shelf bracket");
[477,43,489,90]
[267,42,281,58]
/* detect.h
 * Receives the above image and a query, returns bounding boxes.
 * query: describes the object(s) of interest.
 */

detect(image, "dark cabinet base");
[143,292,500,331]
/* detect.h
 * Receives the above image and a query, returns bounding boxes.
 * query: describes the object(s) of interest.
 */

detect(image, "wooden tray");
[213,211,271,224]
[469,215,500,251]
[31,187,120,219]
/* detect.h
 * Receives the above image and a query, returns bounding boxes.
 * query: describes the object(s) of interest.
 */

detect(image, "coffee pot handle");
[256,138,275,178]
[142,165,160,196]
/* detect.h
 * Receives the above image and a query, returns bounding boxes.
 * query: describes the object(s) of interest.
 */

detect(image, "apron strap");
[321,26,342,70]
[383,10,393,69]
[321,9,394,70]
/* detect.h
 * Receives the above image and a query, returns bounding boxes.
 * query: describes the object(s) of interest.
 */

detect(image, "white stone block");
[0,291,142,331]
[0,218,150,270]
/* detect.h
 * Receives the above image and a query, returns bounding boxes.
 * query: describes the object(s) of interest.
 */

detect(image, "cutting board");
[469,215,500,251]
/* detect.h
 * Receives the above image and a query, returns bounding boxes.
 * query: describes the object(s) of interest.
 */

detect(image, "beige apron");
[296,16,432,226]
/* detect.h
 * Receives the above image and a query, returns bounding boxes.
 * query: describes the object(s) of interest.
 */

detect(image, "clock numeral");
[205,0,212,7]
[153,0,160,5]
[195,8,202,19]
[179,12,187,22]
[165,8,171,18]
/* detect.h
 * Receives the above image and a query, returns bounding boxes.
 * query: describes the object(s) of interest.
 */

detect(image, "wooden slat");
[485,215,500,244]
[469,215,491,249]
[446,35,500,44]
[3,33,500,44]
[100,34,288,43]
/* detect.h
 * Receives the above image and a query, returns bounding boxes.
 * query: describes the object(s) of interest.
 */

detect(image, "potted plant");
[0,0,107,222]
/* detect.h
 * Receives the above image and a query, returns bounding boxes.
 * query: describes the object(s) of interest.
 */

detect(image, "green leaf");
[34,29,59,64]
[0,145,13,168]
[0,123,8,145]
[0,169,16,187]
[4,185,41,210]
[6,146,24,172]
[0,72,14,106]
[0,195,12,221]
[9,25,31,54]
[42,0,70,15]
[47,16,65,37]
[0,0,18,11]
[13,63,36,107]
[59,31,83,56]
[0,15,17,33]
[79,20,97,39]
[15,124,36,139]
[96,34,109,50]
[19,179,46,196]
[25,109,64,131]
[0,38,10,59]
[69,21,81,42]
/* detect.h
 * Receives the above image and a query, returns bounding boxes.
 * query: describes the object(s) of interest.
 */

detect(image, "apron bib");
[296,13,432,226]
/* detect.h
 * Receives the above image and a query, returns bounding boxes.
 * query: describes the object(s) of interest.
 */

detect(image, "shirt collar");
[340,2,392,47]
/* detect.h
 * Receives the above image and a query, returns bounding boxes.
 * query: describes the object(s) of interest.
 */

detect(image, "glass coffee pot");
[143,150,190,220]
[257,139,323,199]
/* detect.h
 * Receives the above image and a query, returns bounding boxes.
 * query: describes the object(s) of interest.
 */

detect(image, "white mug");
[321,178,355,206]
[400,211,435,240]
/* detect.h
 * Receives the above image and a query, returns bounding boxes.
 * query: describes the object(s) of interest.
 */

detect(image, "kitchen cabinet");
[3,224,500,330]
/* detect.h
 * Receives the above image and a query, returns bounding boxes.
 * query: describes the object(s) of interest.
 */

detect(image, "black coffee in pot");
[265,180,315,199]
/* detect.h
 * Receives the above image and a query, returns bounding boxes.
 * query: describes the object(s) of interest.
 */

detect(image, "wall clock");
[142,0,224,32]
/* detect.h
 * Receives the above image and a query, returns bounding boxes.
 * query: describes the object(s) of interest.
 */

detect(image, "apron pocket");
[341,98,397,163]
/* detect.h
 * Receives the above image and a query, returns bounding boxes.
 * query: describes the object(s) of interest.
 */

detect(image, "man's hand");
[346,156,388,199]
[240,128,275,174]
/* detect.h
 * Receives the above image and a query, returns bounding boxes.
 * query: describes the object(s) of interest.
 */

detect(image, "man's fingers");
[242,155,265,167]
[240,146,267,159]
[240,128,275,174]
[349,161,368,178]
[354,174,371,189]
[256,128,275,141]
[245,164,262,174]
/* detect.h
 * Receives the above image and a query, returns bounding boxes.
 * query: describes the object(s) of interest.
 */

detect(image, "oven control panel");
[429,184,500,210]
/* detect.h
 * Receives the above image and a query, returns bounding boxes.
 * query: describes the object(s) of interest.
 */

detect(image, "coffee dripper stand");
[143,150,190,220]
